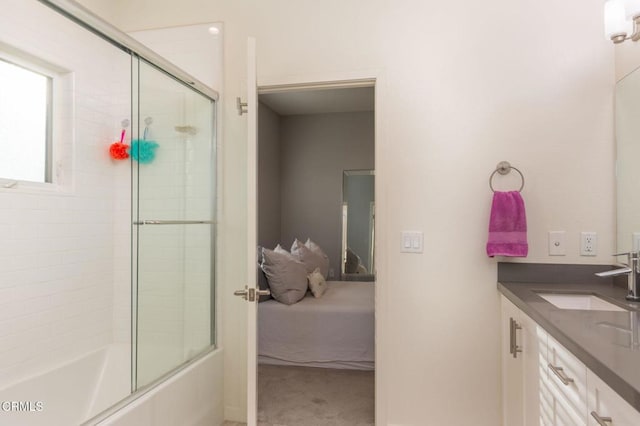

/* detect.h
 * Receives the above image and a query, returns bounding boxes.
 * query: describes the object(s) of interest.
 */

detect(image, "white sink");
[537,293,627,312]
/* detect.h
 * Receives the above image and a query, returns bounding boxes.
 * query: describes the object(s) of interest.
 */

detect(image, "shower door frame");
[38,0,218,102]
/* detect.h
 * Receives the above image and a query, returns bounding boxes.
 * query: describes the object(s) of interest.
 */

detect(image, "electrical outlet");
[580,232,597,256]
[548,231,566,256]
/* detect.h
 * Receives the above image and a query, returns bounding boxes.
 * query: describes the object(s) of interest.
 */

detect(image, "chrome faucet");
[596,251,640,302]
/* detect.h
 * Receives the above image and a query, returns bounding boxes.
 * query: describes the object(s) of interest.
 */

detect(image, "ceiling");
[259,86,374,116]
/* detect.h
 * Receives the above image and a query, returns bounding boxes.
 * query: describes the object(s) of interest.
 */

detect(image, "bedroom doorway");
[254,79,376,426]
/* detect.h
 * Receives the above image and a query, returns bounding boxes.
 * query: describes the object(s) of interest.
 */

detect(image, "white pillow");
[291,239,330,279]
[307,267,327,298]
[274,243,290,255]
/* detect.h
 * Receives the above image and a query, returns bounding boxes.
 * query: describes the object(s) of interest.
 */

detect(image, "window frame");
[0,47,66,191]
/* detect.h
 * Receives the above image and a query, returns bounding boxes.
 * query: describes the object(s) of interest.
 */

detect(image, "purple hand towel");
[486,191,528,257]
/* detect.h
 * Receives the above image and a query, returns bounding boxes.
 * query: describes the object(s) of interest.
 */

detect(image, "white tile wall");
[0,0,131,388]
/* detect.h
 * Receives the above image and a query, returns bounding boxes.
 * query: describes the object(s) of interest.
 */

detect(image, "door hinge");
[237,97,248,115]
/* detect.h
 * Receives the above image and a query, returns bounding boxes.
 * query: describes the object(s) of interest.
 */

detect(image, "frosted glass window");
[0,58,52,183]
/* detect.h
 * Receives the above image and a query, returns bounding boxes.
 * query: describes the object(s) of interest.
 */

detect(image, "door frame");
[253,70,388,425]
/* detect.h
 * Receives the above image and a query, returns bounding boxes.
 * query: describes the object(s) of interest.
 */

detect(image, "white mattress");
[258,281,375,370]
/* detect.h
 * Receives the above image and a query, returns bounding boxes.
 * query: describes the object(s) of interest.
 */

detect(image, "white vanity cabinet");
[501,296,541,426]
[587,370,640,426]
[501,294,640,426]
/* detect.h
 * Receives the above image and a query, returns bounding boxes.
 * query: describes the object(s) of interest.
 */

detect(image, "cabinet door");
[502,296,524,426]
[587,370,640,426]
[537,326,554,425]
[501,296,542,426]
[520,314,541,425]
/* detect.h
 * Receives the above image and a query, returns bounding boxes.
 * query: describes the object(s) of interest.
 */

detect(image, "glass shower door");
[132,58,216,389]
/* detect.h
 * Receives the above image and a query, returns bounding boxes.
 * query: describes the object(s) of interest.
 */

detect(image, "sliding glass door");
[132,58,216,389]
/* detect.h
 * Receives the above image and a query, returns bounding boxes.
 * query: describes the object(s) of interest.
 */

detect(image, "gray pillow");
[260,247,308,305]
[305,238,330,278]
[291,239,330,279]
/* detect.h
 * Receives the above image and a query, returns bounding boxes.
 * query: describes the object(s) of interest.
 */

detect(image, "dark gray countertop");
[497,263,640,411]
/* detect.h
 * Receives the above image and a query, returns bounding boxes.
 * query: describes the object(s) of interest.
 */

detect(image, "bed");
[258,280,374,370]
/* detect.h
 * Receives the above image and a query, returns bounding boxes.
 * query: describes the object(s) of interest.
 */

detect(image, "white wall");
[0,0,131,390]
[85,1,617,424]
[279,112,374,273]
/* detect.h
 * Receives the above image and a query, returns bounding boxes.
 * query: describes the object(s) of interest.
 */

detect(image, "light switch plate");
[548,231,566,256]
[401,231,423,253]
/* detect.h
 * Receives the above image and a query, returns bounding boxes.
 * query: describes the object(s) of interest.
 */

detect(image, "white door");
[239,36,261,426]
[246,36,259,426]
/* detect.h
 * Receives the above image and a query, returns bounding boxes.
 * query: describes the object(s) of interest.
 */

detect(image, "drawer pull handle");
[509,317,522,358]
[590,411,612,425]
[548,363,574,385]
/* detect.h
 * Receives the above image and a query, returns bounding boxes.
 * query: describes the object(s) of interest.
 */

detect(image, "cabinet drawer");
[587,370,640,426]
[554,384,588,426]
[547,335,588,422]
[540,364,587,426]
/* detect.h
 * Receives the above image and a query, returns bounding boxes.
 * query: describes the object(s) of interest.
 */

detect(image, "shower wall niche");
[0,1,217,424]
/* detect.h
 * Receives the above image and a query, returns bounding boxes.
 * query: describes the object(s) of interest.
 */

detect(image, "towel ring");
[489,161,524,193]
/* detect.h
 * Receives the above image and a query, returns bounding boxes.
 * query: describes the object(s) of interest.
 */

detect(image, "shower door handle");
[234,286,270,302]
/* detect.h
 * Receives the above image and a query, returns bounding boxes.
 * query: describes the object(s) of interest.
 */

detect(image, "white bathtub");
[94,348,224,426]
[0,344,130,426]
[0,345,223,426]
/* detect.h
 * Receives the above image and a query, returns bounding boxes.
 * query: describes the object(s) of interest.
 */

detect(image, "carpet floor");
[256,364,374,426]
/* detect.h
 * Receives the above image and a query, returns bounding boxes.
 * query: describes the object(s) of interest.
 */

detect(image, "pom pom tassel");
[109,129,129,160]
[131,139,159,164]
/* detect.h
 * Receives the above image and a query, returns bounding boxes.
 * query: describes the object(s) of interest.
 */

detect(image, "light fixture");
[605,0,640,43]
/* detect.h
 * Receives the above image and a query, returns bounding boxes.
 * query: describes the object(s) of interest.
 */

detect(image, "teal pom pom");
[131,139,159,164]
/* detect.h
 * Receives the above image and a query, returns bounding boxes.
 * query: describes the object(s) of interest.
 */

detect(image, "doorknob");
[234,286,270,302]
[256,289,271,299]
[234,286,250,300]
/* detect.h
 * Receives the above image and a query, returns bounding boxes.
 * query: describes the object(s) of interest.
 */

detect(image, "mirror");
[616,65,640,253]
[341,169,375,281]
